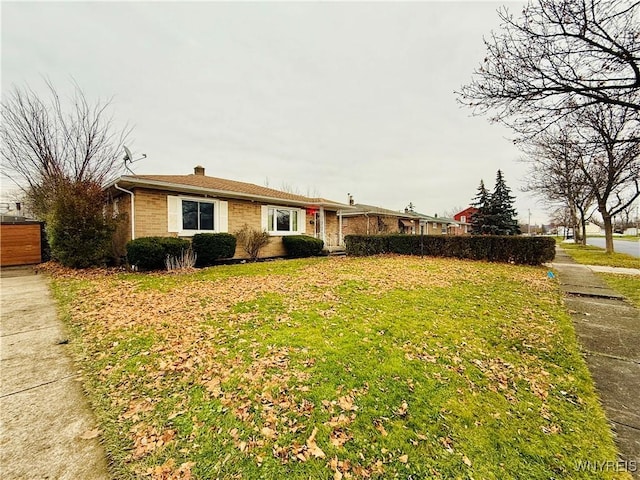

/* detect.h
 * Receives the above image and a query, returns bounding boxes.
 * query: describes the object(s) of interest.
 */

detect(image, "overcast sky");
[2,0,548,223]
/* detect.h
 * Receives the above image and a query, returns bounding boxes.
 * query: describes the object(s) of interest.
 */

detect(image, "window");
[267,207,299,233]
[168,196,228,235]
[182,200,214,231]
[261,205,304,235]
[461,215,466,223]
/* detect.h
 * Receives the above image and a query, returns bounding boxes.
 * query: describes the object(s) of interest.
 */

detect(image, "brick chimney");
[194,165,205,176]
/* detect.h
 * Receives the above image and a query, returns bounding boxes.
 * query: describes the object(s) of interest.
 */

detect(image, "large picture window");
[267,207,299,234]
[168,196,228,235]
[182,199,214,231]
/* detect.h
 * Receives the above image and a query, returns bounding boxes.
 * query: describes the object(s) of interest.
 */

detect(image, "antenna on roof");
[123,146,147,175]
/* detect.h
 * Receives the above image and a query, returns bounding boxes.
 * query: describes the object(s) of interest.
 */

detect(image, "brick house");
[341,202,419,236]
[450,207,477,235]
[412,213,452,235]
[105,166,350,259]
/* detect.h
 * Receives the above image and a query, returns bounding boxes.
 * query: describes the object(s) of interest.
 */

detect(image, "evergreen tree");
[488,170,521,235]
[470,180,492,235]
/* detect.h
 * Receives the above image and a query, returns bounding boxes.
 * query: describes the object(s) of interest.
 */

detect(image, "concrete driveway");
[0,267,109,480]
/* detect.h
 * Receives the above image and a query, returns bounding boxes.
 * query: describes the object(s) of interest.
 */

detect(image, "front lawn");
[559,243,640,269]
[51,256,629,479]
[597,273,640,308]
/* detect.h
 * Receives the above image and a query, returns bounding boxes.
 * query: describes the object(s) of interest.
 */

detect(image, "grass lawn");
[559,243,640,269]
[597,273,640,308]
[50,256,629,480]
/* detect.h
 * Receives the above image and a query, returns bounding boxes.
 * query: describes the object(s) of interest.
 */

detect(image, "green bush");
[192,233,237,266]
[46,180,115,268]
[126,236,191,271]
[344,235,555,265]
[282,235,324,258]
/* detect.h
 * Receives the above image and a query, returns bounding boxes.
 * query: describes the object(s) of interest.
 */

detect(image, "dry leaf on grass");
[79,428,101,440]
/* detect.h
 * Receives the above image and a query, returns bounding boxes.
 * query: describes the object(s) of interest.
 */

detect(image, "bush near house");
[345,234,555,265]
[191,233,237,267]
[126,236,191,271]
[46,180,116,268]
[282,235,324,258]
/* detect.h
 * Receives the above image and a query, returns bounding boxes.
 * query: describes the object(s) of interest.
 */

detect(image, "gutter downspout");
[114,183,135,240]
[338,210,343,246]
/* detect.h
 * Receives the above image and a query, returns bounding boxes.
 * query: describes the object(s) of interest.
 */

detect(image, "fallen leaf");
[306,427,326,458]
[79,428,101,440]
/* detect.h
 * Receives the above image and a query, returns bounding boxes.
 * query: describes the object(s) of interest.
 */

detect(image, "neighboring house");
[557,222,603,238]
[413,213,452,235]
[105,166,350,259]
[341,201,419,236]
[451,207,477,235]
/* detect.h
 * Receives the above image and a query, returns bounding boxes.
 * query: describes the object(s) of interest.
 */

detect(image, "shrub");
[126,236,191,271]
[344,235,555,265]
[235,224,271,260]
[192,233,237,267]
[165,247,197,271]
[46,180,115,268]
[282,235,324,257]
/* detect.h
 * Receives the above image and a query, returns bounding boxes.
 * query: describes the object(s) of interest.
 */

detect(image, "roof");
[107,173,351,210]
[342,203,419,218]
[413,212,454,224]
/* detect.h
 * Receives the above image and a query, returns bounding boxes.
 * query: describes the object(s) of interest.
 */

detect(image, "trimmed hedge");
[126,236,191,271]
[344,234,555,265]
[282,235,325,258]
[192,233,237,267]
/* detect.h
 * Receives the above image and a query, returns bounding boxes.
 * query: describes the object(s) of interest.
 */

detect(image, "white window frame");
[262,205,305,236]
[168,195,228,236]
[461,215,466,223]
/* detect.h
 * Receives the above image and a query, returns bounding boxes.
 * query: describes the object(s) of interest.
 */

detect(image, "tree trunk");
[580,215,588,246]
[601,209,615,253]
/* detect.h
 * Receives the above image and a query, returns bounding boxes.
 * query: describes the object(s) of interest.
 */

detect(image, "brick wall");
[134,189,175,238]
[111,188,341,259]
[342,214,405,236]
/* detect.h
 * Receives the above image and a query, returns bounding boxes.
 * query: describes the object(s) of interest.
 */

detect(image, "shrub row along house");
[106,166,475,261]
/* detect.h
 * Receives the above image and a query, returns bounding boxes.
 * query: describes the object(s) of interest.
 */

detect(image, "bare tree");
[1,80,130,216]
[521,128,595,244]
[577,105,639,251]
[458,0,640,137]
[522,103,638,252]
[1,80,131,267]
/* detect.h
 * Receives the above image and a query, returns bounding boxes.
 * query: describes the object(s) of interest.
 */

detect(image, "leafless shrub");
[165,248,197,272]
[235,224,270,260]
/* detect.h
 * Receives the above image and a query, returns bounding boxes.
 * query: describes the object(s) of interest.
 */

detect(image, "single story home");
[341,199,419,236]
[105,166,351,259]
[412,212,453,235]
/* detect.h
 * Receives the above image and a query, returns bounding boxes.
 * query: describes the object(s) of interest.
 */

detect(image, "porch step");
[324,246,347,256]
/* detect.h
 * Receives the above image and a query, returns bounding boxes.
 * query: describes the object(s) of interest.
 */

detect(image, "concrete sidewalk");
[0,267,109,480]
[551,248,640,478]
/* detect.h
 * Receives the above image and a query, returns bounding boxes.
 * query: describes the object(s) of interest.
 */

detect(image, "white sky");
[1,0,547,224]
